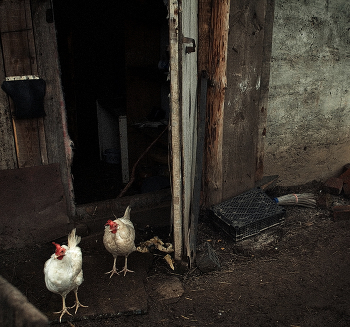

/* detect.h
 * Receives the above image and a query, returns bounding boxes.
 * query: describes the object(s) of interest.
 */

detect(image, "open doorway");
[53,0,170,204]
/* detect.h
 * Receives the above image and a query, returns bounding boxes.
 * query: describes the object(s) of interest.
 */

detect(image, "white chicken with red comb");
[103,206,136,277]
[44,228,87,322]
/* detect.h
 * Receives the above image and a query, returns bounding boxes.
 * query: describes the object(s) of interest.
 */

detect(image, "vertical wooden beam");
[168,0,183,261]
[189,71,207,266]
[198,0,212,73]
[204,0,230,207]
[198,0,211,207]
[180,0,198,263]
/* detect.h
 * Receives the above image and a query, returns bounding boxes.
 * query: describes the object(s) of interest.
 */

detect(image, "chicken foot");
[106,256,134,277]
[120,256,134,276]
[105,257,120,278]
[68,288,88,314]
[55,295,72,323]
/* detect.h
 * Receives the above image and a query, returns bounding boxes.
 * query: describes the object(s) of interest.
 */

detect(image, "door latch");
[183,37,196,54]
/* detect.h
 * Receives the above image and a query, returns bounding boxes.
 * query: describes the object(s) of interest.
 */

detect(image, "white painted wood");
[180,0,198,260]
[169,0,198,261]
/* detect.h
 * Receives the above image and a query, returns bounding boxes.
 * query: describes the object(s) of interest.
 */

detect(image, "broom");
[273,193,317,208]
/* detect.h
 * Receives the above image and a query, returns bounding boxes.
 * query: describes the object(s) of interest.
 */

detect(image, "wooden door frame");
[169,0,199,262]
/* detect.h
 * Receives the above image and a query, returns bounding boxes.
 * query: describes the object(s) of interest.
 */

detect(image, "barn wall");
[201,0,274,207]
[265,0,350,185]
[0,0,75,216]
[223,0,274,200]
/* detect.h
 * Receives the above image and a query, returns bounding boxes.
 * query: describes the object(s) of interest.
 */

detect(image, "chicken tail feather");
[67,228,81,249]
[124,206,131,220]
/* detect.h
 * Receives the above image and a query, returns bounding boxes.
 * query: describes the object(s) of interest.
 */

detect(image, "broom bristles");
[273,193,316,208]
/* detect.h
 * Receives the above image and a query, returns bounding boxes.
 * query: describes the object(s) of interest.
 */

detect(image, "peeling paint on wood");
[169,0,198,261]
[180,0,198,262]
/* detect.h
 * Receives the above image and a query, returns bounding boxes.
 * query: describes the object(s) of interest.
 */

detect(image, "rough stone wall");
[264,0,350,185]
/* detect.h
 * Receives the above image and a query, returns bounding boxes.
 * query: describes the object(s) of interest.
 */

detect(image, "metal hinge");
[183,37,196,54]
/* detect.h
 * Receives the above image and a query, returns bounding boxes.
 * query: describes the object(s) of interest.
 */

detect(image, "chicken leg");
[69,287,88,313]
[105,257,120,278]
[55,294,72,323]
[120,255,134,276]
[106,255,134,277]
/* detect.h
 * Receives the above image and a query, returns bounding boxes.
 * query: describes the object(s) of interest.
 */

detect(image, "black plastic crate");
[210,188,286,242]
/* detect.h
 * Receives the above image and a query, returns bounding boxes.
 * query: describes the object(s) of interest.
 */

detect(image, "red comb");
[52,241,60,248]
[52,242,61,253]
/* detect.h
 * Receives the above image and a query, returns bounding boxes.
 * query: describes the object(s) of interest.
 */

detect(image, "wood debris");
[137,236,174,253]
[164,254,174,270]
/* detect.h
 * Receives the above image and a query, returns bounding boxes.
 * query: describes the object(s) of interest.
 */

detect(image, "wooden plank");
[0,0,47,168]
[12,118,44,167]
[189,71,208,266]
[31,0,75,216]
[0,0,31,31]
[180,0,198,261]
[0,0,37,75]
[222,0,269,200]
[0,33,17,169]
[201,0,274,207]
[198,0,212,73]
[256,0,275,181]
[197,0,211,208]
[204,0,230,207]
[0,32,36,75]
[168,0,183,261]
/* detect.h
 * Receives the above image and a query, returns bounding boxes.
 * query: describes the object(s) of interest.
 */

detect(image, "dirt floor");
[1,181,350,326]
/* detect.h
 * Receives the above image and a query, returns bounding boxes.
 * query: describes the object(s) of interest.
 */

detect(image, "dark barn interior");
[53,0,170,204]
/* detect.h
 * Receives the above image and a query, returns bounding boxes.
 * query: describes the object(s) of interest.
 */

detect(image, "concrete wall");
[265,0,350,185]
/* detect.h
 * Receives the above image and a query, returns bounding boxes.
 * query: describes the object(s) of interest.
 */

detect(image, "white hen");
[103,206,136,277]
[44,228,87,322]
